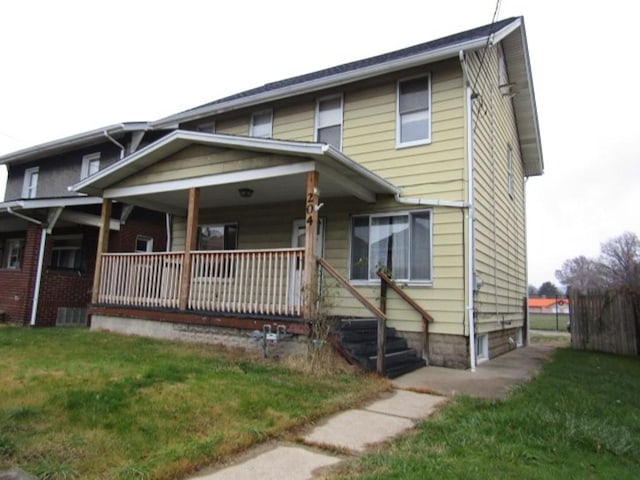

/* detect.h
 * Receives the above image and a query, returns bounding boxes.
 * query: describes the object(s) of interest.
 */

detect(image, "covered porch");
[74,131,399,329]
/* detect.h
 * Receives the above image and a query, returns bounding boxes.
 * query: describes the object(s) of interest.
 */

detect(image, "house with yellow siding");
[70,16,542,372]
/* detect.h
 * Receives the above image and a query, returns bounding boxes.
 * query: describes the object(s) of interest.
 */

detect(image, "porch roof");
[71,130,399,215]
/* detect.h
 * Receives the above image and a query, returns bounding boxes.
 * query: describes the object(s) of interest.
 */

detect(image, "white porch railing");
[97,248,305,316]
[189,248,305,316]
[99,252,184,308]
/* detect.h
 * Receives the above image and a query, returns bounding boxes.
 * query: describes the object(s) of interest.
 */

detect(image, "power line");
[471,0,503,93]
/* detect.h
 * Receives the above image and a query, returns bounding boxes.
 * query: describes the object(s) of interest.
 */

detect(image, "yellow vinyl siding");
[467,45,527,331]
[273,103,315,141]
[115,146,299,187]
[215,116,248,136]
[170,196,465,335]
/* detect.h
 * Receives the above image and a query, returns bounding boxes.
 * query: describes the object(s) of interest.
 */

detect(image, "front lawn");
[335,348,640,479]
[0,326,384,479]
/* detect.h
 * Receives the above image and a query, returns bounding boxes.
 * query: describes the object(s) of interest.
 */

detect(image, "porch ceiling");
[73,130,399,215]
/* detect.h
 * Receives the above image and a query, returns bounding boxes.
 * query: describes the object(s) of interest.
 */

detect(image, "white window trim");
[3,238,24,269]
[22,166,39,199]
[396,73,432,148]
[314,93,343,150]
[135,235,154,253]
[348,209,433,286]
[250,109,273,138]
[476,334,489,363]
[81,152,101,180]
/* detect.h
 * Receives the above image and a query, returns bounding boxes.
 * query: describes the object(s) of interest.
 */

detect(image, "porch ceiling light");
[238,188,254,198]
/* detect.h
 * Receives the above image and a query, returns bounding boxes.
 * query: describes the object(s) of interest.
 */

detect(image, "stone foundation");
[91,315,308,359]
[427,333,470,369]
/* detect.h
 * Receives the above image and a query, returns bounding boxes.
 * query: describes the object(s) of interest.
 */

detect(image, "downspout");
[6,207,46,327]
[460,50,477,371]
[104,129,126,159]
[165,213,172,251]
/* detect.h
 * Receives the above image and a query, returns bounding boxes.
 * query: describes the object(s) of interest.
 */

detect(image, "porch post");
[179,187,200,310]
[303,171,319,320]
[92,199,112,304]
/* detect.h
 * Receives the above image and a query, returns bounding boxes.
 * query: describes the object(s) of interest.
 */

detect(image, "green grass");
[529,313,570,331]
[0,326,385,479]
[334,348,640,479]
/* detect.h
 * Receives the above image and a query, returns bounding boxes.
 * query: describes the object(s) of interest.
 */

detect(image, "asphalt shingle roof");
[179,17,518,115]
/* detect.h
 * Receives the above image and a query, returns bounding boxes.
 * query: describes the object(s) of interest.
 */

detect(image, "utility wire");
[471,0,503,93]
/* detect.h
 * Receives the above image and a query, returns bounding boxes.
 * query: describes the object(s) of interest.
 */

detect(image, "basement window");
[476,334,489,363]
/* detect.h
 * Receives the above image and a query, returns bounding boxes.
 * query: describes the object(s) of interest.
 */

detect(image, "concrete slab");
[364,390,447,419]
[303,409,414,453]
[189,445,340,480]
[392,343,555,399]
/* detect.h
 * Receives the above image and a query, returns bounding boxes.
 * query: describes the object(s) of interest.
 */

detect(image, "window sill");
[0,267,22,272]
[395,138,432,149]
[349,280,433,288]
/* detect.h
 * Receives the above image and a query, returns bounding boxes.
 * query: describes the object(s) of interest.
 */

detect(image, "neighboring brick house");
[0,124,169,326]
[70,16,544,371]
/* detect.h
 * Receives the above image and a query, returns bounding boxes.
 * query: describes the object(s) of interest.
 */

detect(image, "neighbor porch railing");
[97,248,305,316]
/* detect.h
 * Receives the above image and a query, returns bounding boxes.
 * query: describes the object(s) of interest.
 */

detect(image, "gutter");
[104,130,126,159]
[394,194,468,209]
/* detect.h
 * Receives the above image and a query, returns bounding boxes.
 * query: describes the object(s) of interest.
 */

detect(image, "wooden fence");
[569,290,640,355]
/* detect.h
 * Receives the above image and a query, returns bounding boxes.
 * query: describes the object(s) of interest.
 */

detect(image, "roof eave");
[0,122,151,166]
[152,37,498,128]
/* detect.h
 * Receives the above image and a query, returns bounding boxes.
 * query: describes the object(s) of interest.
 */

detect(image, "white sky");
[1,0,639,288]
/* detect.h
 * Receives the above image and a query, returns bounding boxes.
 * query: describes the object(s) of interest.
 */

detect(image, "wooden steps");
[332,318,426,378]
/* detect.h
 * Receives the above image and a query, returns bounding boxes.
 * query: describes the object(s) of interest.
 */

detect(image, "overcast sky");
[1,0,638,288]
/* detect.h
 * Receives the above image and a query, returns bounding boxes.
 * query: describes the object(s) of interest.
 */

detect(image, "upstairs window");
[198,224,238,251]
[81,152,101,179]
[315,95,343,150]
[22,167,39,198]
[397,75,431,147]
[50,235,82,270]
[250,110,273,138]
[2,238,24,269]
[350,211,432,282]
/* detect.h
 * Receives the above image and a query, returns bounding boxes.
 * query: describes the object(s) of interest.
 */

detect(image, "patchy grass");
[0,326,386,479]
[333,348,640,479]
[530,313,570,331]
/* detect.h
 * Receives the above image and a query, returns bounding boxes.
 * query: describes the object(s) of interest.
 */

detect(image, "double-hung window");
[315,95,342,150]
[250,110,273,138]
[22,167,39,198]
[2,239,24,269]
[350,211,432,282]
[397,75,431,147]
[81,152,101,179]
[50,235,82,269]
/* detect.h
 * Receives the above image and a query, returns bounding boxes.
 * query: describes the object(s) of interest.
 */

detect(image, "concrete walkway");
[187,343,555,479]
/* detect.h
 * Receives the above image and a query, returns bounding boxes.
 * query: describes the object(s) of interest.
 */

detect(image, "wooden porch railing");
[99,252,184,308]
[189,248,304,316]
[97,249,305,316]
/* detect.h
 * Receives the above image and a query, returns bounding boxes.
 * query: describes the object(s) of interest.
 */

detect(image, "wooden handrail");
[317,258,387,321]
[376,270,434,323]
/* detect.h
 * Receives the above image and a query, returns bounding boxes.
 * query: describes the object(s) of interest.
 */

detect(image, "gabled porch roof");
[71,130,399,215]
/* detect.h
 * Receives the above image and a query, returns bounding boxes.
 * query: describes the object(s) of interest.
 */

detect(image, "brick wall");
[0,224,42,325]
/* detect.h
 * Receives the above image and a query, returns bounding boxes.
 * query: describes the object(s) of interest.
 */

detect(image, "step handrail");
[376,270,434,323]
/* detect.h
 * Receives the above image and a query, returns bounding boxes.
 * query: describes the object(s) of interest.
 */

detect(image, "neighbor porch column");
[92,199,112,304]
[179,187,200,310]
[303,171,319,320]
